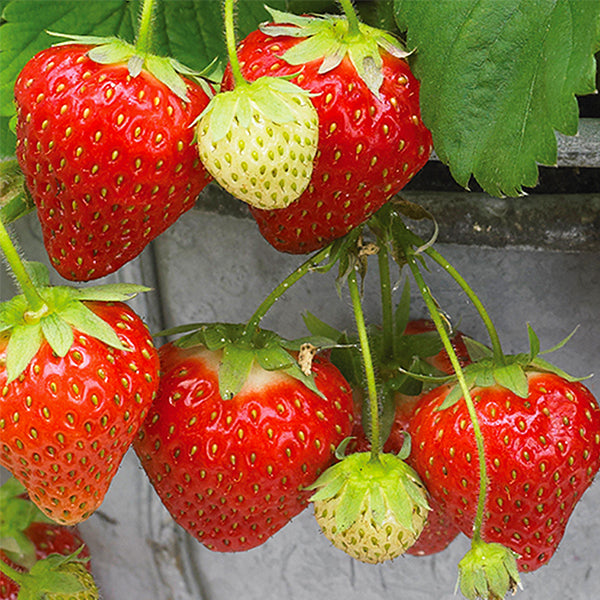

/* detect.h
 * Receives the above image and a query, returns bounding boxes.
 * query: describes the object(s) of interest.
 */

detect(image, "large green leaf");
[0,0,289,154]
[395,0,600,197]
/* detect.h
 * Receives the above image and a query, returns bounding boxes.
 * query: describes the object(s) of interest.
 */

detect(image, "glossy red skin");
[0,520,91,600]
[0,302,160,525]
[220,28,432,254]
[350,319,468,555]
[407,373,600,571]
[14,45,212,281]
[134,342,355,552]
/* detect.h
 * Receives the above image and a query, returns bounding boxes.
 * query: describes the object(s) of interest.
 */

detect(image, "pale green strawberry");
[309,452,429,564]
[1,549,99,600]
[196,76,319,210]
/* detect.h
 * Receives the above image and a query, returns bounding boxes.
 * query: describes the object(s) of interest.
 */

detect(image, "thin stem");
[0,217,46,313]
[134,0,157,55]
[396,220,505,365]
[241,245,332,341]
[224,0,246,87]
[424,245,505,364]
[338,0,362,36]
[403,245,488,542]
[347,268,381,460]
[377,243,394,359]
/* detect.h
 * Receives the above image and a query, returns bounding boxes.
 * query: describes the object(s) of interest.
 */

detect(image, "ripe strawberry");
[407,372,600,572]
[14,41,212,281]
[309,452,429,563]
[196,76,319,209]
[134,331,355,552]
[0,479,92,600]
[0,281,160,525]
[220,10,432,254]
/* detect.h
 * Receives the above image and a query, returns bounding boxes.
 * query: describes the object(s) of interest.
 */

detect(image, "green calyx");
[0,478,54,571]
[46,31,213,102]
[4,548,98,600]
[260,6,410,96]
[307,451,429,534]
[196,76,317,143]
[458,538,521,600]
[437,324,586,410]
[0,262,150,383]
[162,322,336,401]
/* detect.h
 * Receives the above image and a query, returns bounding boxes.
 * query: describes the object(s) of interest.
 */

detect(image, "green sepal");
[219,345,255,400]
[0,278,149,382]
[46,31,211,102]
[0,478,55,570]
[14,548,97,600]
[261,6,410,96]
[5,322,42,384]
[197,76,314,143]
[1,159,35,225]
[167,322,330,401]
[458,538,521,600]
[307,452,429,533]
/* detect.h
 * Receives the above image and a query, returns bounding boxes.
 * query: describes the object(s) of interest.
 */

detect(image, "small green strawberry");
[308,451,429,564]
[0,548,98,600]
[196,76,319,209]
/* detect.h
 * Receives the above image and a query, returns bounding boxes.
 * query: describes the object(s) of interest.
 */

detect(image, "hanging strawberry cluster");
[1,1,599,600]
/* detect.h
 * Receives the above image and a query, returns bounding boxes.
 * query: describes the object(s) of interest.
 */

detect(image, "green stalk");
[224,0,246,87]
[402,243,488,544]
[396,220,506,365]
[0,217,46,315]
[377,242,394,359]
[241,245,332,341]
[338,0,362,37]
[424,245,505,365]
[134,0,157,55]
[347,268,381,460]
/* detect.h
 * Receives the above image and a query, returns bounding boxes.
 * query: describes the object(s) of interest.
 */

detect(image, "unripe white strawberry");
[309,452,429,564]
[196,76,318,210]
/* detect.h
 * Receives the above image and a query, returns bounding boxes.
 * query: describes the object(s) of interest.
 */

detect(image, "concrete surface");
[1,199,600,600]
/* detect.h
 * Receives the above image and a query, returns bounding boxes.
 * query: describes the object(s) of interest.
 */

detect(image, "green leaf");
[0,0,287,121]
[395,0,600,197]
[334,479,366,532]
[5,320,42,382]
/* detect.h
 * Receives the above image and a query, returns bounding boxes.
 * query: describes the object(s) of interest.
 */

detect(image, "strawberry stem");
[224,0,247,87]
[134,0,157,55]
[241,244,333,342]
[394,220,506,366]
[347,268,382,459]
[423,245,506,365]
[401,241,488,546]
[377,243,394,360]
[0,216,47,314]
[338,0,362,37]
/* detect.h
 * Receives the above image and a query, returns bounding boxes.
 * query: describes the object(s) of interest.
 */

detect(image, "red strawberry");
[0,480,92,600]
[0,288,160,525]
[14,42,212,281]
[220,11,432,254]
[134,335,355,552]
[407,372,600,572]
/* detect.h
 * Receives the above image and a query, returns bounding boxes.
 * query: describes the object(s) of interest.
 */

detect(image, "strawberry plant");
[0,0,599,599]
